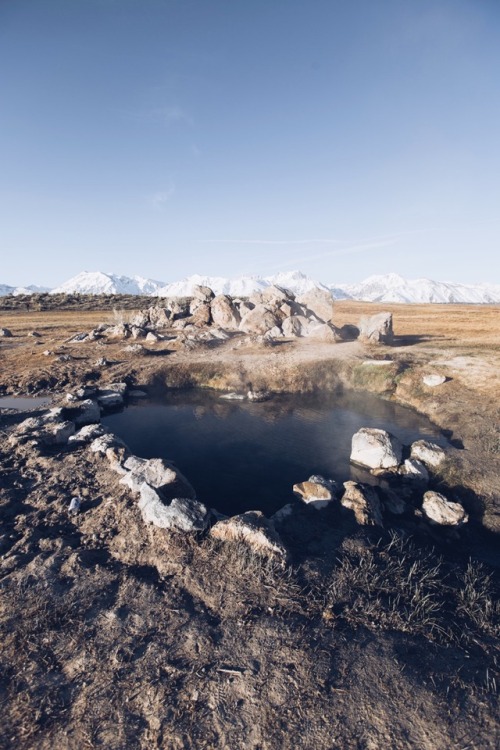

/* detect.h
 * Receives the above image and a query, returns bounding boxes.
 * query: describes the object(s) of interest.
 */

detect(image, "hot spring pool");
[103,389,447,516]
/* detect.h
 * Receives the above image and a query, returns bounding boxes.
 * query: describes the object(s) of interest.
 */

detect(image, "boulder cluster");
[66,284,394,347]
[344,427,467,529]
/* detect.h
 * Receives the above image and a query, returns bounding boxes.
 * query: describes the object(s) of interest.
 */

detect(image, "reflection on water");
[103,389,446,517]
[0,396,51,411]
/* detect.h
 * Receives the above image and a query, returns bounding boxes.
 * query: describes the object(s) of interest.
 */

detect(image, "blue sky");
[1,0,499,287]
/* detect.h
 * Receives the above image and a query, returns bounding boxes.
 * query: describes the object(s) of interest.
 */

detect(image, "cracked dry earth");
[0,300,500,749]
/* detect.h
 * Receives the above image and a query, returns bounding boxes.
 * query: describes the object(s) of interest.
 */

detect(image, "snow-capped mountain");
[0,283,50,297]
[157,270,329,298]
[1,270,500,303]
[336,273,500,304]
[49,271,166,296]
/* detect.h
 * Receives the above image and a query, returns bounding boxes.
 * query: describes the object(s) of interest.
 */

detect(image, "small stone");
[69,497,81,515]
[0,328,13,337]
[422,374,447,387]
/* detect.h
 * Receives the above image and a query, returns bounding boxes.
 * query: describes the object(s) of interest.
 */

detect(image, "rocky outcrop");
[210,511,288,562]
[410,440,446,468]
[210,295,241,329]
[281,315,308,337]
[358,312,394,345]
[350,427,402,470]
[139,484,208,531]
[341,481,384,527]
[296,289,334,323]
[120,457,196,500]
[422,491,468,526]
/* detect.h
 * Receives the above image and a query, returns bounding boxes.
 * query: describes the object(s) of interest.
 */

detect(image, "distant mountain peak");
[1,270,499,304]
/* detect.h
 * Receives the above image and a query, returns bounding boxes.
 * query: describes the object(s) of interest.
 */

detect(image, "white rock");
[138,484,208,531]
[306,323,341,343]
[422,374,446,387]
[68,424,106,445]
[296,288,335,323]
[358,312,394,344]
[410,440,446,468]
[73,399,101,427]
[120,457,196,500]
[422,491,468,526]
[400,458,429,483]
[210,295,241,329]
[350,427,402,470]
[97,392,123,409]
[239,304,280,335]
[89,433,126,454]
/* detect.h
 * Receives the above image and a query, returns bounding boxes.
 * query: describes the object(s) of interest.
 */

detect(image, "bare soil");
[1,300,499,749]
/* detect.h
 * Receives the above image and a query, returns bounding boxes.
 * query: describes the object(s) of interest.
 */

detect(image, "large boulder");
[239,305,281,335]
[72,399,101,427]
[120,457,196,500]
[148,307,171,329]
[358,312,394,345]
[341,481,384,527]
[139,484,208,531]
[260,285,293,306]
[422,491,468,526]
[350,427,402,470]
[210,295,241,329]
[410,440,446,469]
[192,284,215,303]
[306,323,341,343]
[297,289,335,323]
[210,511,288,562]
[190,303,212,327]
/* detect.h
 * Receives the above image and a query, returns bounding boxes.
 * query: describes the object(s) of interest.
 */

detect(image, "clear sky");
[1,0,499,287]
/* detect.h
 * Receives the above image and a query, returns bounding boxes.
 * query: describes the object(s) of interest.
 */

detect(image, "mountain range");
[1,270,500,304]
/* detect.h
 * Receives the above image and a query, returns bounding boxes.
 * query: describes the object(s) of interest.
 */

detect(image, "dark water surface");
[103,389,447,516]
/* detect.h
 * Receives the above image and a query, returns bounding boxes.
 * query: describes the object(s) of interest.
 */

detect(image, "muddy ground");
[0,300,499,749]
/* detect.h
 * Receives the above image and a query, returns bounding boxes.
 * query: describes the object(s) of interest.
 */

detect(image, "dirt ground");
[1,300,499,749]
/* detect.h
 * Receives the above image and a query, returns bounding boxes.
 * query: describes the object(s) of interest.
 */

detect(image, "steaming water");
[103,389,447,516]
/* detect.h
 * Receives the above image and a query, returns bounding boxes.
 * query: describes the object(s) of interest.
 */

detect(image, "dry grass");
[334,301,500,349]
